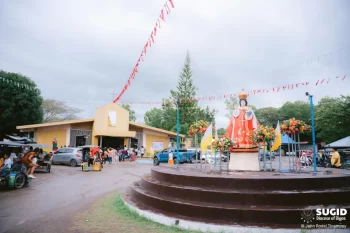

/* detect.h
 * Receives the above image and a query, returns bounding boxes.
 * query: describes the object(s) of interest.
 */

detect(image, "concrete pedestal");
[229,151,259,171]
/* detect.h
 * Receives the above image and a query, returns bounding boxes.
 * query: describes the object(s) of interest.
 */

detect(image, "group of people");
[118,145,146,162]
[82,145,146,167]
[0,147,51,179]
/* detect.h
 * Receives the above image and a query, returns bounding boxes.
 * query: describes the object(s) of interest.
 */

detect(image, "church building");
[16,103,184,152]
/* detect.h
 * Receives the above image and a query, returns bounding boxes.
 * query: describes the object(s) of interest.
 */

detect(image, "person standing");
[331,148,341,168]
[114,148,119,162]
[103,148,108,164]
[107,148,114,164]
[140,146,145,158]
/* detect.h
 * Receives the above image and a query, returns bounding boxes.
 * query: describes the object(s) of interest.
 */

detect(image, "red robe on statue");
[225,107,259,148]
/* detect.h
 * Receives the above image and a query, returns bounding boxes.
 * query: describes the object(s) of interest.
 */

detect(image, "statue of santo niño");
[225,90,259,148]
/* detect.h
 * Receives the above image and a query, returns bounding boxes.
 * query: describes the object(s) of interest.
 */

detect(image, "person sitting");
[22,148,40,179]
[0,153,13,176]
[9,149,18,163]
[331,148,341,168]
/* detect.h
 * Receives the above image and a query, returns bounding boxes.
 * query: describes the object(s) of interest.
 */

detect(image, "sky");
[0,0,349,129]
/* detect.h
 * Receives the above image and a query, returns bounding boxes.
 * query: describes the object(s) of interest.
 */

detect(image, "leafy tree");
[315,96,350,143]
[121,104,136,122]
[144,107,166,129]
[43,99,82,122]
[217,128,226,137]
[255,107,281,127]
[0,70,43,139]
[224,96,238,119]
[279,101,310,124]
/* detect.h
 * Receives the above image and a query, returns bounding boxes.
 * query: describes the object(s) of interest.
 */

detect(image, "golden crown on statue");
[239,89,248,99]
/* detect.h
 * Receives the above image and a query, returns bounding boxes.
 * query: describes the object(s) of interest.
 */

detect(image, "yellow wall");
[124,138,129,147]
[35,129,67,149]
[129,125,143,133]
[145,133,168,154]
[92,103,135,138]
[71,122,93,130]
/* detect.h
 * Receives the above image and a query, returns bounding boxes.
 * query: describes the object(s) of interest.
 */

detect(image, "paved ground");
[0,162,153,233]
[0,156,342,233]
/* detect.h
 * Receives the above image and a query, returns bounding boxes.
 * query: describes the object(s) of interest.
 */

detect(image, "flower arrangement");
[280,118,310,135]
[213,136,236,152]
[250,125,276,144]
[188,120,214,136]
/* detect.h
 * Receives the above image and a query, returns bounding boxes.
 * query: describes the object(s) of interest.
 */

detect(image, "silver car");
[52,147,83,167]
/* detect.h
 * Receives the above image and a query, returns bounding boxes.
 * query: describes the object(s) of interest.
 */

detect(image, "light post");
[175,96,180,170]
[163,96,181,170]
[306,92,317,173]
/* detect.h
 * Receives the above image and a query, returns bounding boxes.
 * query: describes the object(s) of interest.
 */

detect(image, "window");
[65,149,74,153]
[162,149,168,153]
[57,149,66,153]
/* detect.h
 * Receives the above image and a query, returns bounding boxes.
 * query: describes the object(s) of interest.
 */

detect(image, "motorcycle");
[316,152,332,168]
[259,152,275,161]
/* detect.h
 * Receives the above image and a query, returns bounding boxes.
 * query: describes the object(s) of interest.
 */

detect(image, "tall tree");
[144,107,166,129]
[144,52,216,135]
[315,96,350,143]
[278,101,310,124]
[0,70,43,139]
[122,104,136,122]
[217,128,226,137]
[170,52,199,135]
[42,99,82,122]
[255,107,281,127]
[224,96,238,119]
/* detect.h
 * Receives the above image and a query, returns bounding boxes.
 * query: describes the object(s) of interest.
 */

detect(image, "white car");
[201,151,228,163]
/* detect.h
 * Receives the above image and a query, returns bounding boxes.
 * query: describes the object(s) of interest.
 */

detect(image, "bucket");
[82,162,89,171]
[93,162,101,171]
[8,171,16,187]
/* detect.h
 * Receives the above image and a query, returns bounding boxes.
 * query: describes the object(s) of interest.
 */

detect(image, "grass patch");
[69,193,200,233]
[70,193,310,233]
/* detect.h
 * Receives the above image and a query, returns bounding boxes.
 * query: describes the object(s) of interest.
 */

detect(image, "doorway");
[100,136,124,149]
[76,136,86,146]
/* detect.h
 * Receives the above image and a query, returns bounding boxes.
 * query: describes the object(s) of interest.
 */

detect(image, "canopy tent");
[0,141,25,146]
[282,134,297,144]
[23,143,49,148]
[325,136,350,148]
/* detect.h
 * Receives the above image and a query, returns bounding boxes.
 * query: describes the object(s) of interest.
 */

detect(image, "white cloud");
[0,0,349,130]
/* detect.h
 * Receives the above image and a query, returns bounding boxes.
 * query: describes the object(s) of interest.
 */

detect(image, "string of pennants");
[0,76,36,91]
[119,74,347,105]
[112,0,175,104]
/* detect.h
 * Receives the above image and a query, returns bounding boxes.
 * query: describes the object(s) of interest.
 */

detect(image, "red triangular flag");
[168,0,175,8]
[160,9,165,21]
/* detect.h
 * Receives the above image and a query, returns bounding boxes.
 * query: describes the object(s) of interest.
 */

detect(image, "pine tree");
[170,52,199,135]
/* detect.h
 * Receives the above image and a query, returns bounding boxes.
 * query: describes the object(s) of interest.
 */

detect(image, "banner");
[113,0,175,103]
[119,74,347,104]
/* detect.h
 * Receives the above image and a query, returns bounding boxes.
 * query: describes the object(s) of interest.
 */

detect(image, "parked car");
[201,150,228,163]
[153,148,196,166]
[52,147,83,167]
